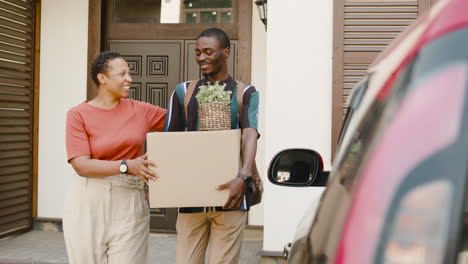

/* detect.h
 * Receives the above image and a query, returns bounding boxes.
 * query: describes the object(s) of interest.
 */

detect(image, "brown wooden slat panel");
[0,68,32,79]
[345,47,386,52]
[0,157,28,168]
[344,77,364,83]
[0,118,31,126]
[0,195,28,207]
[0,50,31,63]
[0,2,32,17]
[345,20,414,26]
[0,211,29,225]
[345,40,392,45]
[345,8,418,12]
[0,150,29,159]
[345,33,399,39]
[345,2,417,6]
[0,134,30,142]
[0,165,28,176]
[5,0,33,10]
[0,43,32,56]
[344,71,367,76]
[0,34,32,48]
[0,141,30,151]
[0,203,29,217]
[344,52,380,63]
[0,80,32,91]
[0,26,32,41]
[0,101,31,109]
[345,14,418,19]
[0,77,31,87]
[0,17,32,33]
[345,27,405,32]
[0,85,31,94]
[0,60,31,71]
[0,187,27,200]
[343,64,369,70]
[0,109,29,118]
[0,218,29,235]
[0,180,29,192]
[0,126,29,134]
[0,9,32,25]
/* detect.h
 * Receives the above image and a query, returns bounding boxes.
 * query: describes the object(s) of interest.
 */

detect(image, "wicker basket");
[199,102,231,131]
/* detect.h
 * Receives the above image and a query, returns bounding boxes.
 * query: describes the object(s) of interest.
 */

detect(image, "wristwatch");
[237,172,253,184]
[119,159,128,174]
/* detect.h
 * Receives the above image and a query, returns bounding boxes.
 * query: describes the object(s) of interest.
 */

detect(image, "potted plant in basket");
[196,81,232,131]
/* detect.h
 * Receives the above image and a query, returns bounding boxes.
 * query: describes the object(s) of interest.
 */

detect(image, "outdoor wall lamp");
[255,0,267,31]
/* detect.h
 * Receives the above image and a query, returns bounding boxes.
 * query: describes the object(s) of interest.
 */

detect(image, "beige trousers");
[63,175,149,264]
[176,209,247,264]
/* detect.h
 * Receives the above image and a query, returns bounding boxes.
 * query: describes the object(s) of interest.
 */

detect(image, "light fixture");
[255,0,267,31]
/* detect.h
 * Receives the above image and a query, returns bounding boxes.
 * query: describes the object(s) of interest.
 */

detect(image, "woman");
[63,51,166,264]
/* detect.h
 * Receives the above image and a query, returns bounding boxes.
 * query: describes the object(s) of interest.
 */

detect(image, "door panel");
[109,41,182,230]
[109,41,183,108]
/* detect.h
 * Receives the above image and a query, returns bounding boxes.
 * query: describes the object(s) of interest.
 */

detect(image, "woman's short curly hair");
[91,51,123,86]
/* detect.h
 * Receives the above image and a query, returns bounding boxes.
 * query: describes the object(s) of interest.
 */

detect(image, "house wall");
[249,2,267,226]
[37,0,89,218]
[263,0,333,252]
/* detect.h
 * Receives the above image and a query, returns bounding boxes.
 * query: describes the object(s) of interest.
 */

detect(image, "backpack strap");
[236,81,245,125]
[184,80,198,123]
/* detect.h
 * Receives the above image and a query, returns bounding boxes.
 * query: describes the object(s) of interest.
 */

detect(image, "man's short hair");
[198,27,231,49]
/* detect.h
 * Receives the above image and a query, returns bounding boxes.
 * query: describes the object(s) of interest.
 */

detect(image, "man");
[164,27,260,264]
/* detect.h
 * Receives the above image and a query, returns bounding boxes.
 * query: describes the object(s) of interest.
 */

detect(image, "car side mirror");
[268,149,328,187]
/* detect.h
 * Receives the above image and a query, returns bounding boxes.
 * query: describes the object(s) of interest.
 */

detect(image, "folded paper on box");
[147,129,241,208]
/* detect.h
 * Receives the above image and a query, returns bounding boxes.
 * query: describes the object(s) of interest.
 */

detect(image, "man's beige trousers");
[176,209,247,264]
[63,176,149,264]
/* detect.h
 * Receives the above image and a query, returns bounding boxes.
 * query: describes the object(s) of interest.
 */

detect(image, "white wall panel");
[38,0,88,218]
[264,0,333,251]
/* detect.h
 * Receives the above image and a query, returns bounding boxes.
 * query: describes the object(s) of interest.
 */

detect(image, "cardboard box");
[146,129,241,208]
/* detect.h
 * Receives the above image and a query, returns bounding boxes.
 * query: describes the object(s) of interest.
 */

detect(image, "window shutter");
[332,0,434,155]
[0,0,35,237]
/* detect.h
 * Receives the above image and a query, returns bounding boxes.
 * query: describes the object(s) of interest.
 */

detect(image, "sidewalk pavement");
[0,228,285,264]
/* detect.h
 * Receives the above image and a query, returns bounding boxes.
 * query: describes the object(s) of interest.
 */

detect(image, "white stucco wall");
[249,3,267,226]
[37,0,89,218]
[263,0,333,252]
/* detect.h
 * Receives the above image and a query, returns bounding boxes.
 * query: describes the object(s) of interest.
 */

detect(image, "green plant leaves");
[196,81,232,104]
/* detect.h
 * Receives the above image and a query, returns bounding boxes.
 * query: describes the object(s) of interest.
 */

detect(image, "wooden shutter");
[0,0,35,237]
[332,0,435,155]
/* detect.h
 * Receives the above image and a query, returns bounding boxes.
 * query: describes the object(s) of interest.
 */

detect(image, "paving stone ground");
[0,229,284,264]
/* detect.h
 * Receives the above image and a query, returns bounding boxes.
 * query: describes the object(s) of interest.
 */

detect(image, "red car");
[268,0,468,263]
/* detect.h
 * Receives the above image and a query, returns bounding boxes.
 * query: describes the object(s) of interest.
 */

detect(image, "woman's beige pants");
[63,175,149,264]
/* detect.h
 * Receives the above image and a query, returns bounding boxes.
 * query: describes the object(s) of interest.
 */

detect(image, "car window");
[378,180,453,264]
[337,77,370,147]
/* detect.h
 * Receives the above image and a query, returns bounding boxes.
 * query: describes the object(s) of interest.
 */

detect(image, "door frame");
[86,0,252,100]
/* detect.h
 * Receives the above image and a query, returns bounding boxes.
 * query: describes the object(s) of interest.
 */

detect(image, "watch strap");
[237,172,252,183]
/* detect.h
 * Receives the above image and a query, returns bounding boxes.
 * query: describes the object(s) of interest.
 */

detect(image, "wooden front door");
[100,0,251,231]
